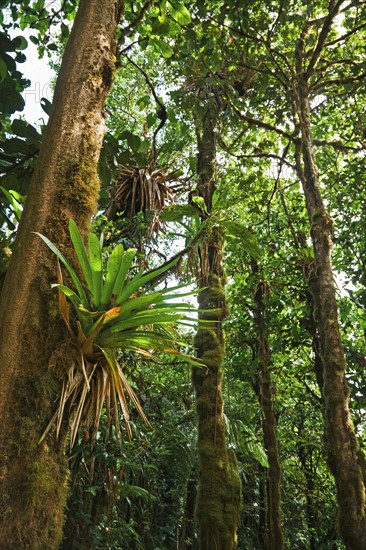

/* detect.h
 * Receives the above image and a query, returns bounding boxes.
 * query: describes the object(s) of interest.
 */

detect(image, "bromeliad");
[37,219,204,447]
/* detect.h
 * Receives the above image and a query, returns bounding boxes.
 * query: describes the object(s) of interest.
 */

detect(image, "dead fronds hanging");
[105,163,175,235]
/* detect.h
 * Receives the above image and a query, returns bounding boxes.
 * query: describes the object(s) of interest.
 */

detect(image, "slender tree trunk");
[178,477,197,550]
[297,440,318,550]
[251,262,283,550]
[258,466,267,549]
[192,100,241,550]
[0,1,123,548]
[292,52,366,546]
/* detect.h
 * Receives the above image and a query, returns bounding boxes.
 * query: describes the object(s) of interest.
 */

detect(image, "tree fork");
[0,1,123,548]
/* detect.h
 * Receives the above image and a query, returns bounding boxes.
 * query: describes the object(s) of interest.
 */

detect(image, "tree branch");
[125,55,167,163]
[312,138,364,152]
[229,100,295,141]
[218,137,296,170]
[305,0,346,77]
[119,0,153,41]
[324,20,366,46]
[312,71,366,93]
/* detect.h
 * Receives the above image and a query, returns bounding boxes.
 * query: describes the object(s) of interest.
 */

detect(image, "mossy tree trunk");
[251,262,283,550]
[292,16,366,547]
[192,100,241,550]
[0,1,123,548]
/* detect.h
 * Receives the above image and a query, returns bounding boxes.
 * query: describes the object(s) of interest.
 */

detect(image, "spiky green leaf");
[35,232,89,308]
[88,232,103,308]
[68,218,93,293]
[112,248,136,297]
[100,244,124,307]
[115,256,179,305]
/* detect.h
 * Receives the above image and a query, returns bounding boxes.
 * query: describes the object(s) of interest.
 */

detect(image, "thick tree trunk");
[252,263,283,550]
[192,102,241,550]
[0,1,122,548]
[293,71,366,548]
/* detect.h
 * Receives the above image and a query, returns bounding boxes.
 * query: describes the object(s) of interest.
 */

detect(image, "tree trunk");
[297,439,318,550]
[292,54,366,546]
[192,100,241,550]
[0,1,122,548]
[252,262,283,550]
[178,477,197,550]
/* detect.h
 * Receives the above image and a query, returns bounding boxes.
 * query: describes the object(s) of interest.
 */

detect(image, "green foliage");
[37,219,205,447]
[2,1,366,548]
[0,30,28,114]
[225,416,269,469]
[62,359,198,550]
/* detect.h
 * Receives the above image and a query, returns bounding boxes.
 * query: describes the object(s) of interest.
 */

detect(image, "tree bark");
[251,262,283,550]
[0,1,123,548]
[297,438,318,550]
[178,477,197,550]
[292,26,366,546]
[192,100,241,550]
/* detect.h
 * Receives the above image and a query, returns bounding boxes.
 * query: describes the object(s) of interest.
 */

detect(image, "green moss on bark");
[0,1,123,547]
[1,366,69,549]
[193,271,241,549]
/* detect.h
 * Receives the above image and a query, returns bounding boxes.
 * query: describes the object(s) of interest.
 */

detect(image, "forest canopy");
[1,1,366,549]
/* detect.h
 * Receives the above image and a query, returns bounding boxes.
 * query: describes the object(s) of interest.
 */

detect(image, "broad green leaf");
[97,329,180,350]
[40,97,52,115]
[11,119,41,142]
[0,186,22,221]
[152,16,172,35]
[146,113,157,128]
[168,1,191,25]
[0,137,36,155]
[136,95,150,109]
[138,139,151,153]
[100,244,125,307]
[112,291,163,319]
[120,130,141,152]
[192,196,208,214]
[246,440,269,468]
[224,221,261,259]
[98,158,111,186]
[11,36,28,51]
[107,312,184,334]
[153,38,172,58]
